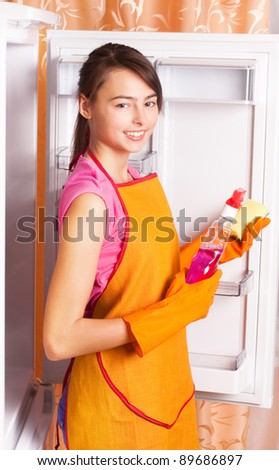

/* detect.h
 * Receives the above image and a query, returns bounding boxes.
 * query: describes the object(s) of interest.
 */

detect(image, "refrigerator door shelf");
[156,57,256,69]
[56,146,71,170]
[156,58,256,103]
[190,349,246,371]
[216,270,254,297]
[160,98,256,106]
[57,61,80,96]
[0,3,61,46]
[129,151,157,175]
[0,2,61,29]
[192,358,250,395]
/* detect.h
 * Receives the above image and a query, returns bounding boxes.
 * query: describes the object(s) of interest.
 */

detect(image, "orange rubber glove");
[123,269,222,357]
[180,217,270,268]
[220,217,270,263]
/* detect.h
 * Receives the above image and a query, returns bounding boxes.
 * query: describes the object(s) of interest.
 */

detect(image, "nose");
[132,105,146,126]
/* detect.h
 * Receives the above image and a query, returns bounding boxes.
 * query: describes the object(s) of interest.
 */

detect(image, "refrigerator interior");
[44,31,279,409]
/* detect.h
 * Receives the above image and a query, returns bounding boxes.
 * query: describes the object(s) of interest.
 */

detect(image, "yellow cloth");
[66,174,199,450]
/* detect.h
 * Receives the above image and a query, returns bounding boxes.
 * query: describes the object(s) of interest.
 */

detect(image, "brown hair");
[70,42,163,170]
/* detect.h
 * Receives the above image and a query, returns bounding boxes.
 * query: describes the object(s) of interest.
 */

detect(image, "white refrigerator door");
[0,3,60,450]
[45,31,279,408]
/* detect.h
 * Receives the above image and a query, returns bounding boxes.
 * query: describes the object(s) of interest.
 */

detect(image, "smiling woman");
[70,43,163,171]
[78,68,159,177]
[42,42,223,450]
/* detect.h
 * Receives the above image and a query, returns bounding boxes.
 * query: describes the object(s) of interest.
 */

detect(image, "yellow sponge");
[231,199,269,239]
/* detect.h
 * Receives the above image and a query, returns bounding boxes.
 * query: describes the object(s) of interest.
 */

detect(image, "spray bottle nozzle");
[226,188,246,209]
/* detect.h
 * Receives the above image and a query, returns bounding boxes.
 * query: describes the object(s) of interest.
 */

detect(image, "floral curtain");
[7,0,270,451]
[9,0,270,33]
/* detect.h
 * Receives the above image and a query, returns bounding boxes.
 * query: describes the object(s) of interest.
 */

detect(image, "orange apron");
[64,173,199,450]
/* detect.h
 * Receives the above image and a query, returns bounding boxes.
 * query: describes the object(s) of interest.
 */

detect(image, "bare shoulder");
[66,192,106,218]
[61,193,106,244]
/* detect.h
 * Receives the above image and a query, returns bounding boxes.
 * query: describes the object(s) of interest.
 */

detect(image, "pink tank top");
[58,155,140,310]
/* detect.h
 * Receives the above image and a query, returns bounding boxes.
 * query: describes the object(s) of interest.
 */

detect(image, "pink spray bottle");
[186,188,246,284]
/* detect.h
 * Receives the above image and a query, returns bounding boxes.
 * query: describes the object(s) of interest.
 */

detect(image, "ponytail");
[69,115,90,171]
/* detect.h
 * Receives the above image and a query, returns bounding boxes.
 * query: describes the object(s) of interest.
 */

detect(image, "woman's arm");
[43,193,133,361]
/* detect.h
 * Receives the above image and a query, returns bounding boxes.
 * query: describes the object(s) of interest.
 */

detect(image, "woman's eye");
[145,101,157,107]
[116,103,128,108]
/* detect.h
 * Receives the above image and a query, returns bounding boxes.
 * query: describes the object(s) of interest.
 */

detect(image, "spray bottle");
[186,188,246,284]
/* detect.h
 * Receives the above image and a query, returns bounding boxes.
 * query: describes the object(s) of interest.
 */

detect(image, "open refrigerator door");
[0,2,61,449]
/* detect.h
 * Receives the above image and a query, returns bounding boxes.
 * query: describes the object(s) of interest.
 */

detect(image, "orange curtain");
[7,0,270,451]
[9,0,270,32]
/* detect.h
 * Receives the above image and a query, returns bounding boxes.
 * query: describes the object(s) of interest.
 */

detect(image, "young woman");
[43,43,269,450]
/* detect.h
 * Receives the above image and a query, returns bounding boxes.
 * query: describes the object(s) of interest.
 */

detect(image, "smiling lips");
[124,130,145,139]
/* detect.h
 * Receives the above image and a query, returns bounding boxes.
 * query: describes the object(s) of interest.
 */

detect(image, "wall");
[246,0,279,449]
[269,0,279,32]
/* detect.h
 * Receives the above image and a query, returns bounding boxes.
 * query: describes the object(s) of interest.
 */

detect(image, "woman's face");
[80,68,159,159]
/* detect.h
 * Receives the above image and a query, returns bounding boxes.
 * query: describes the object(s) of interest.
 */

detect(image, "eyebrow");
[110,93,158,101]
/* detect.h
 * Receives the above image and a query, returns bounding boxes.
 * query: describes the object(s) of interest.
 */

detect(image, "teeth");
[125,131,144,137]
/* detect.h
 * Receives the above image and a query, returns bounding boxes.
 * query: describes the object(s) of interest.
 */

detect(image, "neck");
[86,146,132,184]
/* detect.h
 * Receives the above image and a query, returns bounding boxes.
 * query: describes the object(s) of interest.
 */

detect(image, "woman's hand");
[123,268,222,356]
[220,217,270,263]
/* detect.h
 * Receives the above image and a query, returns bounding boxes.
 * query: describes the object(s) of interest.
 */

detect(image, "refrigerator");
[1,2,279,450]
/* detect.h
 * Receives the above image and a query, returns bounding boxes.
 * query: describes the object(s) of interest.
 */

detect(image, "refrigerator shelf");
[189,349,246,371]
[58,55,88,63]
[216,270,254,297]
[192,359,250,395]
[56,148,157,175]
[56,146,70,170]
[156,57,256,69]
[57,61,80,95]
[0,2,61,29]
[157,58,255,103]
[5,373,54,450]
[55,94,256,105]
[163,97,255,105]
[128,151,157,175]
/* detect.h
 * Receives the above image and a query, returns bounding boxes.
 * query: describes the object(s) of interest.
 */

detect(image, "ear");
[79,94,92,119]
